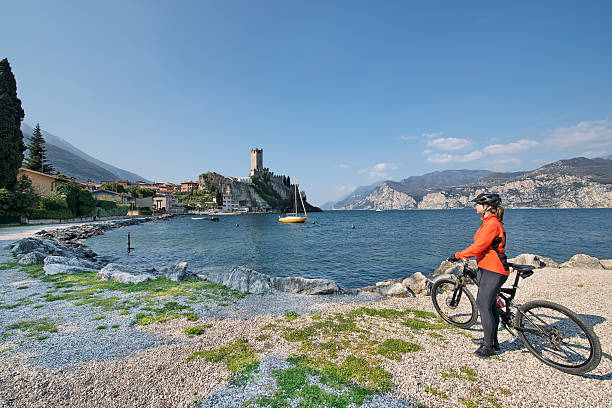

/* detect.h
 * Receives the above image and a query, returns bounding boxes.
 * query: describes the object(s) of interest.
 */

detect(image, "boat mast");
[294,182,298,216]
[299,186,307,217]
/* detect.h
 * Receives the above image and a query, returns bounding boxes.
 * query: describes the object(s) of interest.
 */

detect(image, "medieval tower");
[250,148,263,176]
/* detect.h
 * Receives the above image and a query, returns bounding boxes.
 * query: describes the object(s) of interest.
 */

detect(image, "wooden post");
[127,232,133,253]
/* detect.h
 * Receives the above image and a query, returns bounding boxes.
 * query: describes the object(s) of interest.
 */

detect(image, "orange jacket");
[455,214,509,275]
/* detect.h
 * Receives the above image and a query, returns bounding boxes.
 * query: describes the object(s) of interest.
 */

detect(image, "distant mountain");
[22,123,150,182]
[601,154,612,160]
[332,181,386,209]
[331,157,612,210]
[331,170,492,209]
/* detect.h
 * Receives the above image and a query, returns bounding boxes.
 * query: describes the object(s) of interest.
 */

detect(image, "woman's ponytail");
[496,206,505,224]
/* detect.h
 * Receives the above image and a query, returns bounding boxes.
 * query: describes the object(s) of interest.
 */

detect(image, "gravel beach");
[0,227,610,408]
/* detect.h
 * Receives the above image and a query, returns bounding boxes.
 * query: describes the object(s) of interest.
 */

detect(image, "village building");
[181,181,199,193]
[17,168,65,196]
[91,189,127,204]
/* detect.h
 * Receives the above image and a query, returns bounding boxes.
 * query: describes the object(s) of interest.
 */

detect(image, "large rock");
[158,262,196,281]
[44,255,98,269]
[508,254,552,268]
[18,251,47,265]
[432,259,476,276]
[207,266,272,294]
[600,259,612,270]
[402,272,430,295]
[97,263,156,283]
[560,254,603,269]
[271,276,340,295]
[377,282,410,296]
[11,238,45,254]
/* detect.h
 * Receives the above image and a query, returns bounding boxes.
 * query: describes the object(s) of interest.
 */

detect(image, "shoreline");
[0,220,610,407]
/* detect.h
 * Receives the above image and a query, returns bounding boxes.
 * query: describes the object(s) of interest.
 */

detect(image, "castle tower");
[250,148,263,176]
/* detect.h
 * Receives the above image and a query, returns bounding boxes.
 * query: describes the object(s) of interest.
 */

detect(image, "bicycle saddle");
[508,263,535,278]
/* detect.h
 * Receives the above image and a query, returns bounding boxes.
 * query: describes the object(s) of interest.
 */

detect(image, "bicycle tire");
[514,300,602,374]
[431,278,478,329]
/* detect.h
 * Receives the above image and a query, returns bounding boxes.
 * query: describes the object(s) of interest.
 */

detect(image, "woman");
[449,192,509,358]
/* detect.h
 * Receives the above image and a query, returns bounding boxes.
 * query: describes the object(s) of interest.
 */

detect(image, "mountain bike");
[430,259,602,374]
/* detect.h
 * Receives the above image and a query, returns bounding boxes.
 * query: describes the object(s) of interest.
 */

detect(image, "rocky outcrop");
[508,254,559,268]
[18,251,47,265]
[44,256,100,275]
[341,184,417,210]
[560,254,604,269]
[206,266,273,294]
[600,260,612,270]
[432,259,477,276]
[271,276,340,295]
[157,262,197,282]
[402,272,430,295]
[98,263,156,283]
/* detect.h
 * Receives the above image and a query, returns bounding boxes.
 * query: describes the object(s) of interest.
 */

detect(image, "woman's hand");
[447,255,459,262]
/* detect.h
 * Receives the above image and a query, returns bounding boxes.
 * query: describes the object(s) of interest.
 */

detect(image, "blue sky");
[2,1,611,205]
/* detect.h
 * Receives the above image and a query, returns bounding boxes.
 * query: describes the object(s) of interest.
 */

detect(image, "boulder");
[378,282,409,296]
[402,272,430,295]
[600,259,612,270]
[508,254,548,268]
[158,262,196,281]
[97,263,156,283]
[207,266,272,294]
[432,259,476,276]
[44,255,99,269]
[44,264,99,275]
[12,238,45,254]
[539,256,559,268]
[18,251,47,265]
[560,254,603,269]
[271,276,340,295]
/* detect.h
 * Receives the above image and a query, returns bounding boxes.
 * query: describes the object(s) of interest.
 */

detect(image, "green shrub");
[96,200,117,210]
[56,183,96,216]
[39,193,69,211]
[97,205,129,217]
[0,189,37,216]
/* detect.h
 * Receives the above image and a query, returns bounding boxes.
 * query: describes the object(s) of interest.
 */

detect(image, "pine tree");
[24,123,54,174]
[0,58,26,189]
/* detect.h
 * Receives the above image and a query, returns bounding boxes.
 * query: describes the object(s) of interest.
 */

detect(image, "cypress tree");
[24,123,54,174]
[0,58,26,189]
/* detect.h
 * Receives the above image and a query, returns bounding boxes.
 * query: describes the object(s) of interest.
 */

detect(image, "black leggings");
[476,268,508,347]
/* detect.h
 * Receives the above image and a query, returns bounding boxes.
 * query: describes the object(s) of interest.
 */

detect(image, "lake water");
[86,209,612,288]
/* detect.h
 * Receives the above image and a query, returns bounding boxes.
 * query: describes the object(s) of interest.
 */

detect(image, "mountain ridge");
[331,157,612,209]
[22,123,150,183]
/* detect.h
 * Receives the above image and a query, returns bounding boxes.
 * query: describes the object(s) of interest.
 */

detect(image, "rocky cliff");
[198,171,321,212]
[334,157,612,210]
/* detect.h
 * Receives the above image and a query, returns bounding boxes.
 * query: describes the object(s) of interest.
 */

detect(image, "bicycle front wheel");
[431,278,478,328]
[514,300,602,374]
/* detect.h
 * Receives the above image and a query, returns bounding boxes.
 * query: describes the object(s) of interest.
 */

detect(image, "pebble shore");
[0,225,610,408]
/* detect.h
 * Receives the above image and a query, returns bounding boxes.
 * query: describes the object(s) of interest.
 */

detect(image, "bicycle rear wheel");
[431,278,478,328]
[514,300,602,374]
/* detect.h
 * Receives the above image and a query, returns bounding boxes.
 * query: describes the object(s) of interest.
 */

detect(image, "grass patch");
[425,385,448,399]
[0,260,20,270]
[6,317,60,337]
[187,338,259,384]
[96,325,108,330]
[111,324,120,329]
[402,318,446,331]
[22,264,44,278]
[253,355,376,408]
[255,333,270,341]
[16,286,28,290]
[284,311,299,321]
[92,315,106,321]
[377,338,421,360]
[441,366,477,382]
[183,324,212,337]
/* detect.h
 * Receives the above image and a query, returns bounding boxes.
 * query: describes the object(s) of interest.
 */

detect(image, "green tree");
[0,58,26,189]
[56,183,96,217]
[100,182,126,193]
[24,123,55,174]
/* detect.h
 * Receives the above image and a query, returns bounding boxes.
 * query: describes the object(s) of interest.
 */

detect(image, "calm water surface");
[86,209,612,288]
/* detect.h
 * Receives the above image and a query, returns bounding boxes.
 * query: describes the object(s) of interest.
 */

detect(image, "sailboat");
[279,180,307,223]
